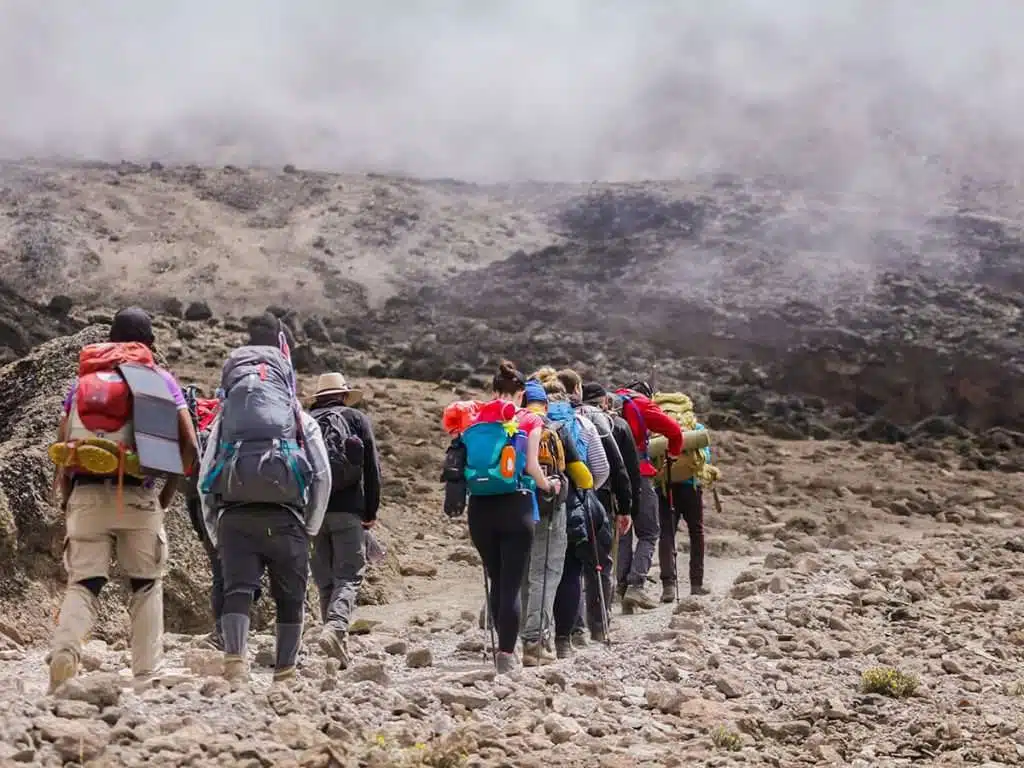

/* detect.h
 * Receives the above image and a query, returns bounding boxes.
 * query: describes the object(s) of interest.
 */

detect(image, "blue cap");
[524,378,548,404]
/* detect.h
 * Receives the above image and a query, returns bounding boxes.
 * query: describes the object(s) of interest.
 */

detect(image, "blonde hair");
[556,368,582,397]
[530,366,568,400]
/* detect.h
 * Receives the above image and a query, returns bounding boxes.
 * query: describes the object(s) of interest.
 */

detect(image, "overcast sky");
[1,1,1021,188]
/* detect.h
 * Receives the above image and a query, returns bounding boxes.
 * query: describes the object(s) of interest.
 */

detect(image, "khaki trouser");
[51,481,168,677]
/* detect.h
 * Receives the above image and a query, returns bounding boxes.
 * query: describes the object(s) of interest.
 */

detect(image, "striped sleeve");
[579,416,610,490]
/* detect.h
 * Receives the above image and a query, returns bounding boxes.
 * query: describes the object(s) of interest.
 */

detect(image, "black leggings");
[554,545,584,637]
[468,492,535,653]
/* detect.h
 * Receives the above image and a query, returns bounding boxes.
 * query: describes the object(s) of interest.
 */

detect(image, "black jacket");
[319,405,382,523]
[609,412,642,518]
[576,404,633,519]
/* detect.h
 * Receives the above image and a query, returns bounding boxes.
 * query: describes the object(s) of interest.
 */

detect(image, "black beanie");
[581,382,607,403]
[109,307,155,346]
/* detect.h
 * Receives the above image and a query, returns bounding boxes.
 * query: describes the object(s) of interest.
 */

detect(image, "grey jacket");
[199,410,331,546]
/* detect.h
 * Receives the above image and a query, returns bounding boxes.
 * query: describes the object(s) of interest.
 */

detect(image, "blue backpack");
[547,401,589,466]
[461,419,529,496]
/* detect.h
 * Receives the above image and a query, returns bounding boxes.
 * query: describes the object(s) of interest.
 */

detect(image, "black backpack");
[312,406,365,493]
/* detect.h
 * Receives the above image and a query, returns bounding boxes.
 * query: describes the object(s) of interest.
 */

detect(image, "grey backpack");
[200,346,313,508]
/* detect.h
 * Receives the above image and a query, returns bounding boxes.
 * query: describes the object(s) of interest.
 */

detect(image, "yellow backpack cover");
[648,392,720,488]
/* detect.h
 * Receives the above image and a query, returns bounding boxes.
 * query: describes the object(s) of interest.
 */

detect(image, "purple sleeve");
[159,369,188,409]
[62,383,76,414]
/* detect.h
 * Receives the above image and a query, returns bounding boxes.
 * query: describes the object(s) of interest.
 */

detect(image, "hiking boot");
[661,583,677,603]
[318,628,351,669]
[222,654,249,686]
[590,628,608,644]
[622,585,658,611]
[48,649,78,693]
[690,585,711,596]
[273,666,296,685]
[495,652,518,675]
[521,641,556,667]
[554,636,573,660]
[268,679,299,716]
[570,630,588,649]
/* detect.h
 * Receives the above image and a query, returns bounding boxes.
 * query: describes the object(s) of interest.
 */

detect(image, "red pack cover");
[74,342,155,434]
[442,400,481,437]
[195,398,220,432]
[78,342,154,375]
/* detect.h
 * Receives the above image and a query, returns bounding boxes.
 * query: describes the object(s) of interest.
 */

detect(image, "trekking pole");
[587,509,612,647]
[481,566,497,668]
[610,520,621,606]
[666,456,680,603]
[538,504,553,649]
[712,486,723,516]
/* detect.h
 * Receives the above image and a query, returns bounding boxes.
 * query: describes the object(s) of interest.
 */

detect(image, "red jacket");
[615,389,684,477]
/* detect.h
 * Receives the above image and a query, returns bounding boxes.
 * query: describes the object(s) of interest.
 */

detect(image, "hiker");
[585,385,638,524]
[198,332,331,686]
[650,391,718,599]
[48,307,198,692]
[183,386,228,650]
[307,372,381,669]
[561,372,634,642]
[459,361,562,674]
[518,378,590,667]
[534,369,609,658]
[611,380,683,610]
[580,382,641,522]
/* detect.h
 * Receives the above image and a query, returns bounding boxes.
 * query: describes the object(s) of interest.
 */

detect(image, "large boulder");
[0,326,212,643]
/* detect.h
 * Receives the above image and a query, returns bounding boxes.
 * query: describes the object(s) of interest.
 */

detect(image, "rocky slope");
[2,161,1022,455]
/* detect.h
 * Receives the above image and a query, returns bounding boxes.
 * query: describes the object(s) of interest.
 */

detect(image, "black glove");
[444,478,467,518]
[441,439,467,483]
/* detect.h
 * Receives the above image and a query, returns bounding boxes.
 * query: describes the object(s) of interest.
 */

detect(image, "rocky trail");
[1,392,1023,766]
[0,160,1023,765]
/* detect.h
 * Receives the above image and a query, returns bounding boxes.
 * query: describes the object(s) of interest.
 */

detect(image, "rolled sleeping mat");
[681,429,711,451]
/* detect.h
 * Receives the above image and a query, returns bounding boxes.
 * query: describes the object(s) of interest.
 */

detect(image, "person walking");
[48,307,198,691]
[307,372,381,669]
[199,334,331,687]
[518,379,578,667]
[459,361,562,674]
[612,381,682,610]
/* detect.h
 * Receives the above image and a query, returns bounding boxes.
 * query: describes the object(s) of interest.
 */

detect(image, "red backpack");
[49,342,155,481]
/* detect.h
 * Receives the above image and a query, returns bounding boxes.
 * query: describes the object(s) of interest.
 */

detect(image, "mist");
[1,0,1021,191]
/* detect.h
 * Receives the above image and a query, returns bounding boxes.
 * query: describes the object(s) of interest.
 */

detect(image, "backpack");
[440,437,468,518]
[577,404,615,441]
[48,341,155,480]
[462,418,529,497]
[310,405,364,494]
[649,391,720,487]
[183,387,221,500]
[200,345,313,508]
[537,417,567,476]
[546,401,588,466]
[617,392,651,463]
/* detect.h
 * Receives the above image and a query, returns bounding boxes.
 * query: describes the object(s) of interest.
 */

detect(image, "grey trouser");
[617,477,660,588]
[520,502,568,644]
[311,511,365,635]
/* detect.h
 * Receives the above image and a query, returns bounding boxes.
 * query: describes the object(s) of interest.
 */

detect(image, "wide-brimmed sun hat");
[313,372,363,406]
